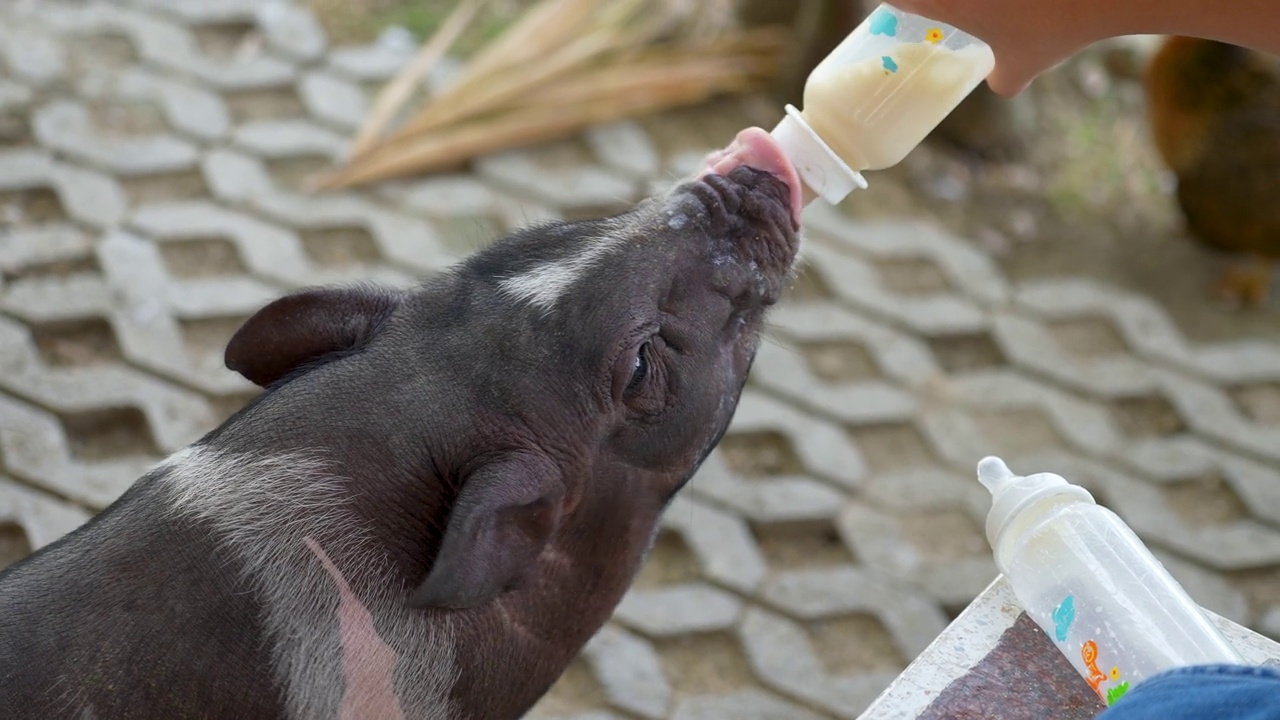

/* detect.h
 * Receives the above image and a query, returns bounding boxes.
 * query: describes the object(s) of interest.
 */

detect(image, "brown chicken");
[1144,36,1280,306]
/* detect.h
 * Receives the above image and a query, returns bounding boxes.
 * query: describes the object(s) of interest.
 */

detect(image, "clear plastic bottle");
[976,456,1242,707]
[770,3,995,205]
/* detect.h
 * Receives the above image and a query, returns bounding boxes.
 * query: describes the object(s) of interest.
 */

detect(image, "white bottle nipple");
[977,456,1095,551]
[977,455,1017,493]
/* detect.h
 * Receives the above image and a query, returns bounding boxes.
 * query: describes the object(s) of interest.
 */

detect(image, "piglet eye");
[625,342,651,396]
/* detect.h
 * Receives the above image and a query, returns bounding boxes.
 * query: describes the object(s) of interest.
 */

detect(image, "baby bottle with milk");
[976,456,1242,707]
[770,3,995,204]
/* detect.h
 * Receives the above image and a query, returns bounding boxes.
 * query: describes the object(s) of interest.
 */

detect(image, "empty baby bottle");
[976,456,1242,707]
[770,3,995,204]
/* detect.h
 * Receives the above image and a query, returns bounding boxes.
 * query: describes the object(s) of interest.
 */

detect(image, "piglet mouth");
[695,127,804,231]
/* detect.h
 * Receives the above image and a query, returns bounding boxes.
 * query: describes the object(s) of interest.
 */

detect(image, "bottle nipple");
[976,455,1095,551]
[977,456,1016,494]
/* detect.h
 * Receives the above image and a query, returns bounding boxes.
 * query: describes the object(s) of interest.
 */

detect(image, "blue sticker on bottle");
[869,8,898,37]
[881,56,898,73]
[1053,595,1076,642]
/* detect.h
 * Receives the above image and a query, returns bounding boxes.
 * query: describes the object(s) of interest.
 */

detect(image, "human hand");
[886,0,1280,95]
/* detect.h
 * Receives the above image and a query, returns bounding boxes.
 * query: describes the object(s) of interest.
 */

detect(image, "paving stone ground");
[1,2,1279,718]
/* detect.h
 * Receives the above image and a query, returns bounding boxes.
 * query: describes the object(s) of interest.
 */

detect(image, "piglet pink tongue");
[696,127,804,229]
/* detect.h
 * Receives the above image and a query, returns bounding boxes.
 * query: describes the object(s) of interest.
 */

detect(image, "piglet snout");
[680,164,799,307]
[697,127,804,230]
[711,167,796,260]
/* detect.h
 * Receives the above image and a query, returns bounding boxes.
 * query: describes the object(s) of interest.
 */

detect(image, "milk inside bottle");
[770,3,995,204]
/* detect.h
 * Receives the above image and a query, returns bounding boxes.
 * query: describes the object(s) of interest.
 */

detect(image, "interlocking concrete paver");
[372,174,516,225]
[41,2,297,91]
[0,476,92,550]
[530,712,625,720]
[1120,436,1280,526]
[0,80,33,114]
[803,207,1011,306]
[835,503,998,606]
[33,99,199,176]
[758,566,949,657]
[615,583,743,637]
[802,242,990,336]
[0,224,93,274]
[394,175,503,218]
[233,119,349,161]
[3,271,257,402]
[0,149,127,229]
[129,0,261,24]
[0,315,213,456]
[129,200,416,289]
[749,340,919,427]
[992,312,1161,398]
[3,237,268,399]
[0,395,151,508]
[251,191,458,273]
[1153,367,1280,464]
[729,390,869,491]
[583,625,672,719]
[586,121,662,180]
[671,689,829,720]
[767,301,942,388]
[255,2,328,64]
[130,200,311,285]
[202,147,275,202]
[861,466,988,517]
[326,30,417,82]
[75,67,231,142]
[95,230,275,391]
[476,149,640,211]
[299,70,367,131]
[491,191,564,230]
[947,370,1124,457]
[739,606,899,719]
[4,1,1279,714]
[0,22,66,87]
[201,152,455,277]
[1265,608,1280,641]
[1015,278,1280,383]
[910,409,993,470]
[662,494,767,593]
[689,452,846,525]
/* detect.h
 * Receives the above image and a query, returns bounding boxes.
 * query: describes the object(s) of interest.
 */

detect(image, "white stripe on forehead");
[498,231,628,311]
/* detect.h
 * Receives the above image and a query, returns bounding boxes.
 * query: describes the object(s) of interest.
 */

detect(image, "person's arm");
[888,0,1280,95]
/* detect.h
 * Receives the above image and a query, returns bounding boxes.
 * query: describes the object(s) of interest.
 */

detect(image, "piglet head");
[222,129,800,645]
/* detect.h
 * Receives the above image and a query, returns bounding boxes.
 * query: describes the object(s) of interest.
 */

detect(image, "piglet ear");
[411,457,566,610]
[225,285,403,387]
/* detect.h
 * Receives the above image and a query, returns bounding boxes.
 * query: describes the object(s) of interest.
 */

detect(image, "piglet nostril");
[727,168,795,232]
[675,164,800,301]
[701,168,798,273]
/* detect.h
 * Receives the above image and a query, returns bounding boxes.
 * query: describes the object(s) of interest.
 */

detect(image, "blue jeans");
[1099,664,1280,720]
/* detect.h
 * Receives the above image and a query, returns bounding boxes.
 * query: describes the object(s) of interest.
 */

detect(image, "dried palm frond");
[309,0,788,191]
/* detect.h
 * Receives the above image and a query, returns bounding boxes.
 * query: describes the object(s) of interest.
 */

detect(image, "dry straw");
[308,0,788,191]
